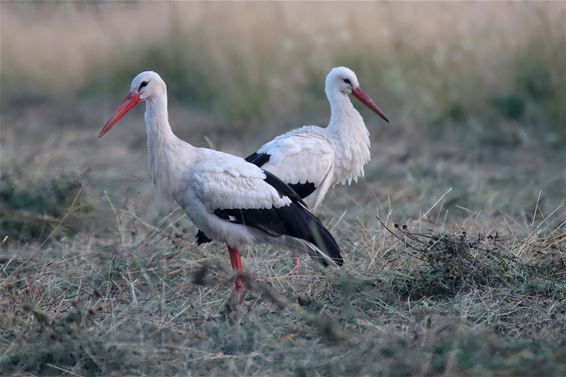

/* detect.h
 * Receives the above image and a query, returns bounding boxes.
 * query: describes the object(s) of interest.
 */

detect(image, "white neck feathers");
[144,95,194,202]
[325,91,371,185]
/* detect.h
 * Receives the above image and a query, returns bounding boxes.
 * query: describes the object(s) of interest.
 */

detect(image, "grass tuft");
[0,172,90,243]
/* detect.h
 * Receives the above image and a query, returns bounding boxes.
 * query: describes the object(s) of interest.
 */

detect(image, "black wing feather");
[262,170,307,207]
[288,182,317,198]
[245,152,271,167]
[246,152,318,200]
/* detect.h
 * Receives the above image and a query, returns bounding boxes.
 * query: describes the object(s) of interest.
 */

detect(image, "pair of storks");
[98,67,389,299]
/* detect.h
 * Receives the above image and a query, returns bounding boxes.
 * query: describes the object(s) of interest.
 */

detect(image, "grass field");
[1,2,565,376]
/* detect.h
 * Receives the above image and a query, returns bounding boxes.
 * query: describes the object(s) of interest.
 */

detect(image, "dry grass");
[1,2,565,376]
[1,109,564,375]
[0,183,564,375]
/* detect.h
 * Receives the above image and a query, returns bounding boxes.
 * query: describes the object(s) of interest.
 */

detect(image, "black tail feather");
[263,169,341,266]
[195,230,212,245]
[213,169,342,266]
[284,204,343,266]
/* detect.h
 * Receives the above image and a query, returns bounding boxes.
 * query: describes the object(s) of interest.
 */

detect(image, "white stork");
[98,71,343,299]
[244,66,389,270]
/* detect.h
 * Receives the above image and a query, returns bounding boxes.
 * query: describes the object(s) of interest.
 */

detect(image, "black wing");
[212,170,342,267]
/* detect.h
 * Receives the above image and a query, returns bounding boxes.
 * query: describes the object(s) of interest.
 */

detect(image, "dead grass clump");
[381,222,519,299]
[524,233,566,280]
[0,304,127,376]
[0,173,90,243]
[318,320,564,377]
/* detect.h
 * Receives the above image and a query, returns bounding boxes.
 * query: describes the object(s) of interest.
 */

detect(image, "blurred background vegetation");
[2,2,564,143]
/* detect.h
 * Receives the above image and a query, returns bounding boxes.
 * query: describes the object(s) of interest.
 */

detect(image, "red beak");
[351,87,390,124]
[98,92,142,138]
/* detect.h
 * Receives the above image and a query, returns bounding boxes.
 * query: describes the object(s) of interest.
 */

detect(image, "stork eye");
[138,81,149,91]
[343,78,352,85]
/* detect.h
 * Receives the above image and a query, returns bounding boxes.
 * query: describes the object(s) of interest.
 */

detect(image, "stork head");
[129,71,166,101]
[98,71,166,138]
[325,66,389,123]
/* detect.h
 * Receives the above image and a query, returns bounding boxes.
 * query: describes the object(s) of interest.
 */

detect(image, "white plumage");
[191,151,291,213]
[98,71,343,298]
[247,66,389,212]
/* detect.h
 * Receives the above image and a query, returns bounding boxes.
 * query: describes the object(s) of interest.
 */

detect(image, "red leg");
[292,255,300,276]
[228,245,244,293]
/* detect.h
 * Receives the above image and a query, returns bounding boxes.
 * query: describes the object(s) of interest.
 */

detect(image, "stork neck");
[326,91,362,132]
[325,90,371,185]
[143,94,194,202]
[144,95,177,145]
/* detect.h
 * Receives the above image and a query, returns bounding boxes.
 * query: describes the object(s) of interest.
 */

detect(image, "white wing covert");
[257,127,334,187]
[191,150,291,211]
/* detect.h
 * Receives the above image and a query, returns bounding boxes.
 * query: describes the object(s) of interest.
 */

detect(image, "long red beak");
[98,92,142,138]
[351,87,390,124]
